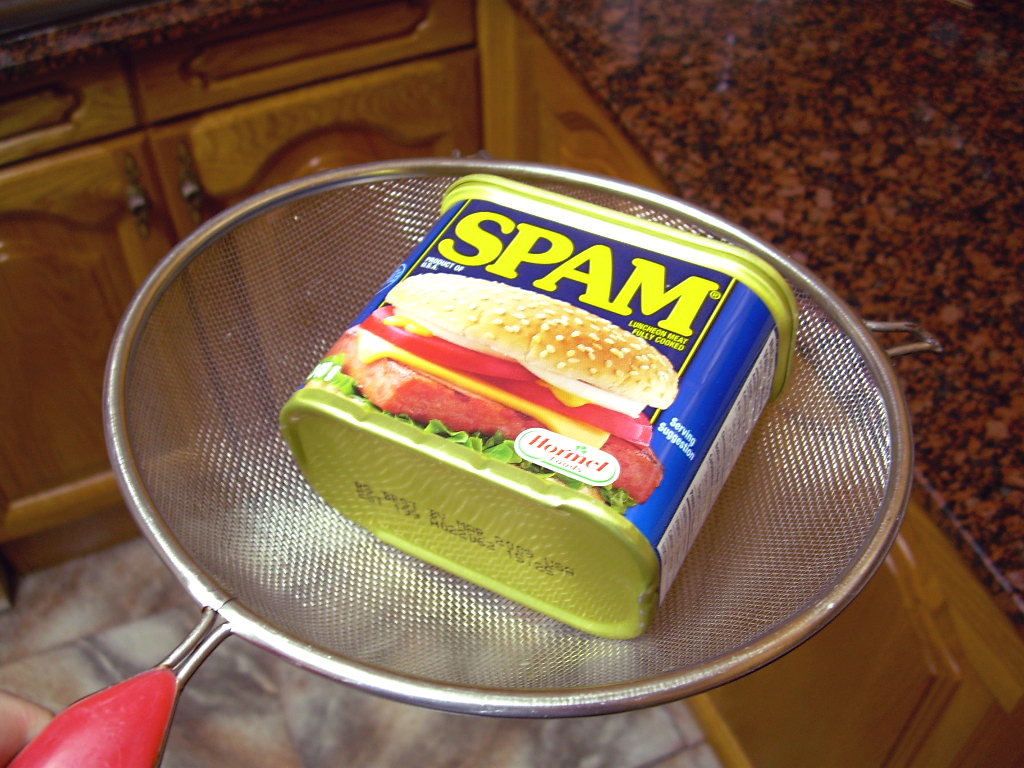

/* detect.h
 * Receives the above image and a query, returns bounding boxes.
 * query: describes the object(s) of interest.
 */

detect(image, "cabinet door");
[695,501,1024,767]
[0,133,175,543]
[700,541,961,768]
[478,1,670,192]
[0,58,137,168]
[148,49,481,237]
[132,0,474,123]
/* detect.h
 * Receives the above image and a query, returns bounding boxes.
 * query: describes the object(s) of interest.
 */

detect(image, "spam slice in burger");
[322,273,679,510]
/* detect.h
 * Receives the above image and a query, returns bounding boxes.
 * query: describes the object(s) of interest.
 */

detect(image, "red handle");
[10,668,178,768]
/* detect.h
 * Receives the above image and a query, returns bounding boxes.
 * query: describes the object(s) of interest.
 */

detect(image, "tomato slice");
[495,378,653,445]
[361,307,534,381]
[355,306,654,446]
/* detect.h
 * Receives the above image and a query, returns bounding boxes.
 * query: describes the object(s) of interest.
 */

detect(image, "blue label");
[362,199,733,376]
[625,286,774,545]
[360,196,776,553]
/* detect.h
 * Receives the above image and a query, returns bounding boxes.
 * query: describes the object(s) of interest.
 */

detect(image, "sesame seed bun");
[384,273,679,411]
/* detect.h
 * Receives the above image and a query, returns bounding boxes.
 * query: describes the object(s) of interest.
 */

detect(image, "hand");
[0,690,52,766]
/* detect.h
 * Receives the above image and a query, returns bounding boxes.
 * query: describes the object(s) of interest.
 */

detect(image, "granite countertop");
[2,0,1021,635]
[509,0,1024,631]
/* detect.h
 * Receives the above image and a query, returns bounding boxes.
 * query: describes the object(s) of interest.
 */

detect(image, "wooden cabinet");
[478,4,1024,765]
[0,133,176,551]
[691,500,1024,768]
[697,549,951,767]
[149,49,480,237]
[0,0,479,578]
[0,58,137,167]
[130,0,475,124]
[477,0,670,193]
[135,0,479,237]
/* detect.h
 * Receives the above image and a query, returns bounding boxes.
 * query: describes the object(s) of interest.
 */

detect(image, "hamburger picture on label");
[309,272,679,512]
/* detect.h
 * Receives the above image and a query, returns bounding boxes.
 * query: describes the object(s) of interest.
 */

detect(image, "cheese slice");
[539,381,590,408]
[356,329,610,448]
[386,314,595,410]
[381,314,434,337]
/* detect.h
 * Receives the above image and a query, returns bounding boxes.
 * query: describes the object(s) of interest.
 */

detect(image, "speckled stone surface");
[510,0,1024,632]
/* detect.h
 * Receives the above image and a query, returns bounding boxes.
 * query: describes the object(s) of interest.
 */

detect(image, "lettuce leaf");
[307,355,636,513]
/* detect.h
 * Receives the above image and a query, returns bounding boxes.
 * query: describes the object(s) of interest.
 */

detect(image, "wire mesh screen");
[109,161,906,712]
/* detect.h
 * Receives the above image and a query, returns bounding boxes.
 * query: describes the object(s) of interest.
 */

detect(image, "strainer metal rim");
[104,157,912,717]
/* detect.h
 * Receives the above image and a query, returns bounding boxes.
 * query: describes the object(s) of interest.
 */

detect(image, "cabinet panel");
[694,499,1024,767]
[148,49,481,236]
[0,59,137,168]
[702,542,961,768]
[478,0,669,192]
[0,133,175,540]
[132,0,475,123]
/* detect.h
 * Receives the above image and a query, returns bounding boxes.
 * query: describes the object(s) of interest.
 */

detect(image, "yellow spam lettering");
[435,211,721,337]
[356,329,610,448]
[435,211,515,266]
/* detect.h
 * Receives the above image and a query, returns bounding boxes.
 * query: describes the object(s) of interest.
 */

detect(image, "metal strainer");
[23,158,919,763]
[112,156,915,709]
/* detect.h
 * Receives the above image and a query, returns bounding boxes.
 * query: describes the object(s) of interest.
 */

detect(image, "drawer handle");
[124,154,151,239]
[177,141,206,225]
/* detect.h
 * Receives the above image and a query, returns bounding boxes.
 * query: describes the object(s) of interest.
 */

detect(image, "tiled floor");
[0,538,722,767]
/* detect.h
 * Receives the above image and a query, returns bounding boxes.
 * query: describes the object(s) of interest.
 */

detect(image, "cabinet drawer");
[147,48,481,237]
[0,59,137,167]
[132,0,475,123]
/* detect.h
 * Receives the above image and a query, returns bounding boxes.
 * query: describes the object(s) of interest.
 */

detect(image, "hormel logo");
[514,428,620,487]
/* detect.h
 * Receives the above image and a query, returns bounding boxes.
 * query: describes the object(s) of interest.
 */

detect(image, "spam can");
[280,175,797,638]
